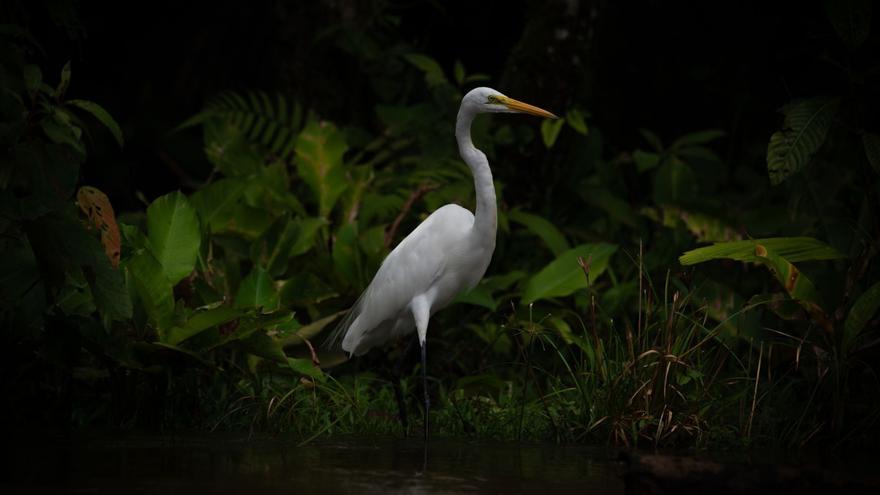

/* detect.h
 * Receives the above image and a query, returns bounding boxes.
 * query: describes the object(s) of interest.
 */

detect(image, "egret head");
[462,87,558,119]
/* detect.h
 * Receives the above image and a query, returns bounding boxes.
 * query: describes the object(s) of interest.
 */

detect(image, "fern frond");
[206,90,304,159]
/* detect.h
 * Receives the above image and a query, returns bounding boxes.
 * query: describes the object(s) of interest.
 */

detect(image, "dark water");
[2,434,625,494]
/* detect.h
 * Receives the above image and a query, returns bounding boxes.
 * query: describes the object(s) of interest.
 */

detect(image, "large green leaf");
[165,305,244,346]
[288,357,325,379]
[193,312,295,351]
[753,245,821,305]
[290,217,327,256]
[189,178,246,233]
[522,243,618,304]
[508,209,570,256]
[332,222,359,284]
[146,191,201,284]
[235,267,278,311]
[126,251,174,334]
[279,272,338,307]
[753,244,830,331]
[238,331,288,364]
[295,120,349,217]
[280,311,345,347]
[679,237,845,266]
[843,281,880,354]
[250,214,299,277]
[67,99,124,147]
[766,98,838,185]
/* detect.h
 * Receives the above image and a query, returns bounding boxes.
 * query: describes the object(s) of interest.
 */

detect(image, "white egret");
[328,87,557,438]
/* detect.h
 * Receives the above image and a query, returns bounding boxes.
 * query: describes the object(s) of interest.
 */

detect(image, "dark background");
[6,0,870,210]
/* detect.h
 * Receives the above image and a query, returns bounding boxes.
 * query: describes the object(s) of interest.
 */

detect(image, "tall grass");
[217,250,876,450]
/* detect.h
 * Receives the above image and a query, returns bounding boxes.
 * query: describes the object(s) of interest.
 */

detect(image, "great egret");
[328,87,557,438]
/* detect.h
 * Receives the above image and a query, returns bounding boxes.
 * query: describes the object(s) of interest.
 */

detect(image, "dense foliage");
[1,1,878,449]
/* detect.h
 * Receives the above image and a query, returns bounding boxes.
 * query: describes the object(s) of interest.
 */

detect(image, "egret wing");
[329,205,474,354]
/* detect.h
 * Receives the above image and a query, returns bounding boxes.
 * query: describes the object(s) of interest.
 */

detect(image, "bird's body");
[341,203,493,355]
[327,87,556,438]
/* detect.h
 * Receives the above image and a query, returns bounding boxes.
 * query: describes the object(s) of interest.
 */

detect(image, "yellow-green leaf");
[294,121,349,217]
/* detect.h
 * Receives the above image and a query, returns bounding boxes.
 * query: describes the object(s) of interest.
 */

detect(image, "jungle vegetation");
[1,0,878,450]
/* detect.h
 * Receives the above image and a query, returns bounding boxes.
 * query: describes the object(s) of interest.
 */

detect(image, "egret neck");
[455,107,497,250]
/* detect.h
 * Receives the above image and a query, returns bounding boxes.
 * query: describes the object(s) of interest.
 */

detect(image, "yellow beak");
[500,96,559,119]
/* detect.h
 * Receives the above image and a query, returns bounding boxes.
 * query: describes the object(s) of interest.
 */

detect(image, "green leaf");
[581,187,640,228]
[679,237,845,266]
[279,272,338,306]
[403,53,448,87]
[151,342,215,367]
[453,284,497,310]
[753,244,830,331]
[238,331,288,364]
[280,311,344,347]
[522,243,618,304]
[41,110,85,156]
[843,281,880,354]
[251,214,299,277]
[290,217,327,256]
[541,117,565,148]
[753,245,821,305]
[766,98,838,185]
[566,109,589,135]
[658,206,740,242]
[508,209,570,256]
[453,60,465,85]
[288,357,325,379]
[67,99,124,147]
[203,118,263,176]
[294,120,349,217]
[55,61,71,99]
[235,267,278,311]
[23,64,41,94]
[862,132,880,175]
[165,306,243,346]
[189,178,247,233]
[639,128,663,151]
[633,150,660,173]
[671,129,725,149]
[126,251,174,333]
[825,0,872,49]
[332,222,359,283]
[653,157,697,204]
[26,215,131,322]
[146,191,201,284]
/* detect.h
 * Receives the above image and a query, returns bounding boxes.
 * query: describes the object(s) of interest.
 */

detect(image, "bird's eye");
[486,95,502,104]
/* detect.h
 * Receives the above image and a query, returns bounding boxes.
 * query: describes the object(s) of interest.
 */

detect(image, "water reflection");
[2,434,625,494]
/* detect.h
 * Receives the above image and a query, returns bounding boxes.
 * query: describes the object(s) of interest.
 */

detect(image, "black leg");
[421,339,429,441]
[393,335,421,436]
